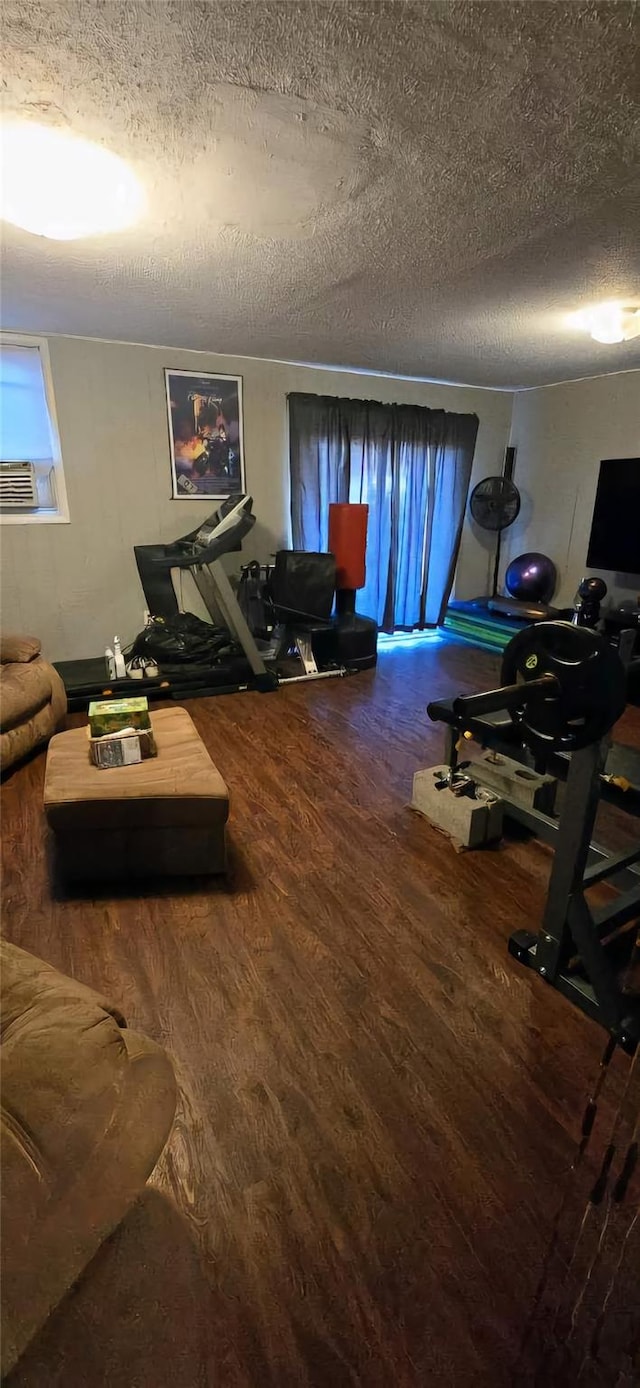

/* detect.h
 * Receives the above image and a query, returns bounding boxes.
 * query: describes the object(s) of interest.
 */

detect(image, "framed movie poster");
[165,369,245,499]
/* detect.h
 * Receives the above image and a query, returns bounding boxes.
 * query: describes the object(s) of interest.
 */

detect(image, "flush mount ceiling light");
[569,301,640,345]
[0,121,145,240]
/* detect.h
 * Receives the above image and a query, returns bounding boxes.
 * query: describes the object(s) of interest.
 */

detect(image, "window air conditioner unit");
[0,461,38,507]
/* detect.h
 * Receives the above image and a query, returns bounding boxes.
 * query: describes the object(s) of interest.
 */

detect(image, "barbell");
[428,620,627,755]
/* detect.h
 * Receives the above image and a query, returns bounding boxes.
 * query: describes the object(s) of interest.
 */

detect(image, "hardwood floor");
[3,635,639,1386]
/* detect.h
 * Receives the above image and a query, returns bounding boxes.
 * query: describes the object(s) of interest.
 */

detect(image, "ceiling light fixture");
[569,301,640,345]
[0,121,144,240]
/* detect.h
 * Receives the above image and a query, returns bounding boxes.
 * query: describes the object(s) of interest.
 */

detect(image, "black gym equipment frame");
[508,737,640,1052]
[428,621,640,1051]
[432,712,640,1051]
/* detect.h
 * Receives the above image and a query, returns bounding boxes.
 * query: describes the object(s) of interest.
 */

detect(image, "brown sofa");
[0,942,177,1378]
[0,634,67,774]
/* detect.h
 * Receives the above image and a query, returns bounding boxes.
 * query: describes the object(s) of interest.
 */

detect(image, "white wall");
[0,335,512,660]
[503,371,640,608]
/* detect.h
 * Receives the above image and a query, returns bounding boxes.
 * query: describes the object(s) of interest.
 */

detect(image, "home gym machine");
[264,504,378,679]
[426,621,640,1050]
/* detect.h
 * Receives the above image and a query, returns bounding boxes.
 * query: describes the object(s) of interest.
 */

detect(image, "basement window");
[0,333,69,523]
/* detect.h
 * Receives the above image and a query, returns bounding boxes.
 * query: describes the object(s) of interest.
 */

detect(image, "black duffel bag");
[130,613,241,669]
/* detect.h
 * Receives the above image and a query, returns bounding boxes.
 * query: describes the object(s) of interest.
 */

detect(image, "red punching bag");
[328,503,369,593]
[328,502,377,669]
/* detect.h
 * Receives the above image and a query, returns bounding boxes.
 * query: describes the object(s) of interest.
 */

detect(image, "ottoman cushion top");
[44,706,229,831]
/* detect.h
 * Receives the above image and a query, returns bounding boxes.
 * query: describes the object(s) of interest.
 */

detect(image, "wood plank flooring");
[2,635,639,1386]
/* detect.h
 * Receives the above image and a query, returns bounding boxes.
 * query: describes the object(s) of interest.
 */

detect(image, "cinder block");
[411,766,503,849]
[464,747,557,813]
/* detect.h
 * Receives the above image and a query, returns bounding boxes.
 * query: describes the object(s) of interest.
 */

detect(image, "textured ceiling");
[1,0,640,388]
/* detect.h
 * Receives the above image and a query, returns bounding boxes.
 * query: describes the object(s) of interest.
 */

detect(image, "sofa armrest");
[0,944,176,1376]
[0,635,42,665]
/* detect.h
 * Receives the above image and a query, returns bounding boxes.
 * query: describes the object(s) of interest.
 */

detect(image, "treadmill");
[133,494,277,692]
[55,495,278,709]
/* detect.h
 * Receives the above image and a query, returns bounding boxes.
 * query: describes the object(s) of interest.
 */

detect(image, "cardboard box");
[88,725,157,769]
[88,696,151,739]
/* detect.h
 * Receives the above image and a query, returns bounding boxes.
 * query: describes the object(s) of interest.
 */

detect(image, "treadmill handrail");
[135,495,256,570]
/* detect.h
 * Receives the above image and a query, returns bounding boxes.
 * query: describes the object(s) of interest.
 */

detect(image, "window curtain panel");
[288,393,478,631]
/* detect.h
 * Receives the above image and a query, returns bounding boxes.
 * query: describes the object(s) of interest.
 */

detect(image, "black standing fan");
[469,474,521,599]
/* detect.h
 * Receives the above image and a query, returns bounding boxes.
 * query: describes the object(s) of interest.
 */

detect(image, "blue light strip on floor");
[377,630,444,650]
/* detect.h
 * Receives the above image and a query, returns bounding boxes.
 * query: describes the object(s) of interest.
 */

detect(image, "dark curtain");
[288,393,478,630]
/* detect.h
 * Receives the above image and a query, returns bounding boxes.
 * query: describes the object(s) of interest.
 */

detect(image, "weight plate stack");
[500,621,627,754]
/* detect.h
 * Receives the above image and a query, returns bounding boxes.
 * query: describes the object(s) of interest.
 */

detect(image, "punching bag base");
[336,613,378,671]
[310,613,378,672]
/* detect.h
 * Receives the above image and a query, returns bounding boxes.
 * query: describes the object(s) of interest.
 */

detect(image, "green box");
[88,696,151,738]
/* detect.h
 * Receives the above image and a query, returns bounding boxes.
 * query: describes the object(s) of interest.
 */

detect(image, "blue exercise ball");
[505,552,557,604]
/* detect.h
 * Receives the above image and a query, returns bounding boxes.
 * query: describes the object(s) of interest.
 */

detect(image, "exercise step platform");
[444,600,532,653]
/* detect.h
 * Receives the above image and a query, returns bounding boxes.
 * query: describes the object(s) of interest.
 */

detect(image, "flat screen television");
[586,457,640,574]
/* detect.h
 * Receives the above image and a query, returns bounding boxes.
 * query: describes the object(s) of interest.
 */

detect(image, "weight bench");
[426,620,640,1049]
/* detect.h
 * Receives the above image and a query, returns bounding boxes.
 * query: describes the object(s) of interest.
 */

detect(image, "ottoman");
[44,706,229,882]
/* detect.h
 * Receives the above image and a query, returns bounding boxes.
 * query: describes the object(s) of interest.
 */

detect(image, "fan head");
[469,476,521,532]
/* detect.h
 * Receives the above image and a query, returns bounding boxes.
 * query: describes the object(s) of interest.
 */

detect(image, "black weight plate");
[501,621,627,754]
